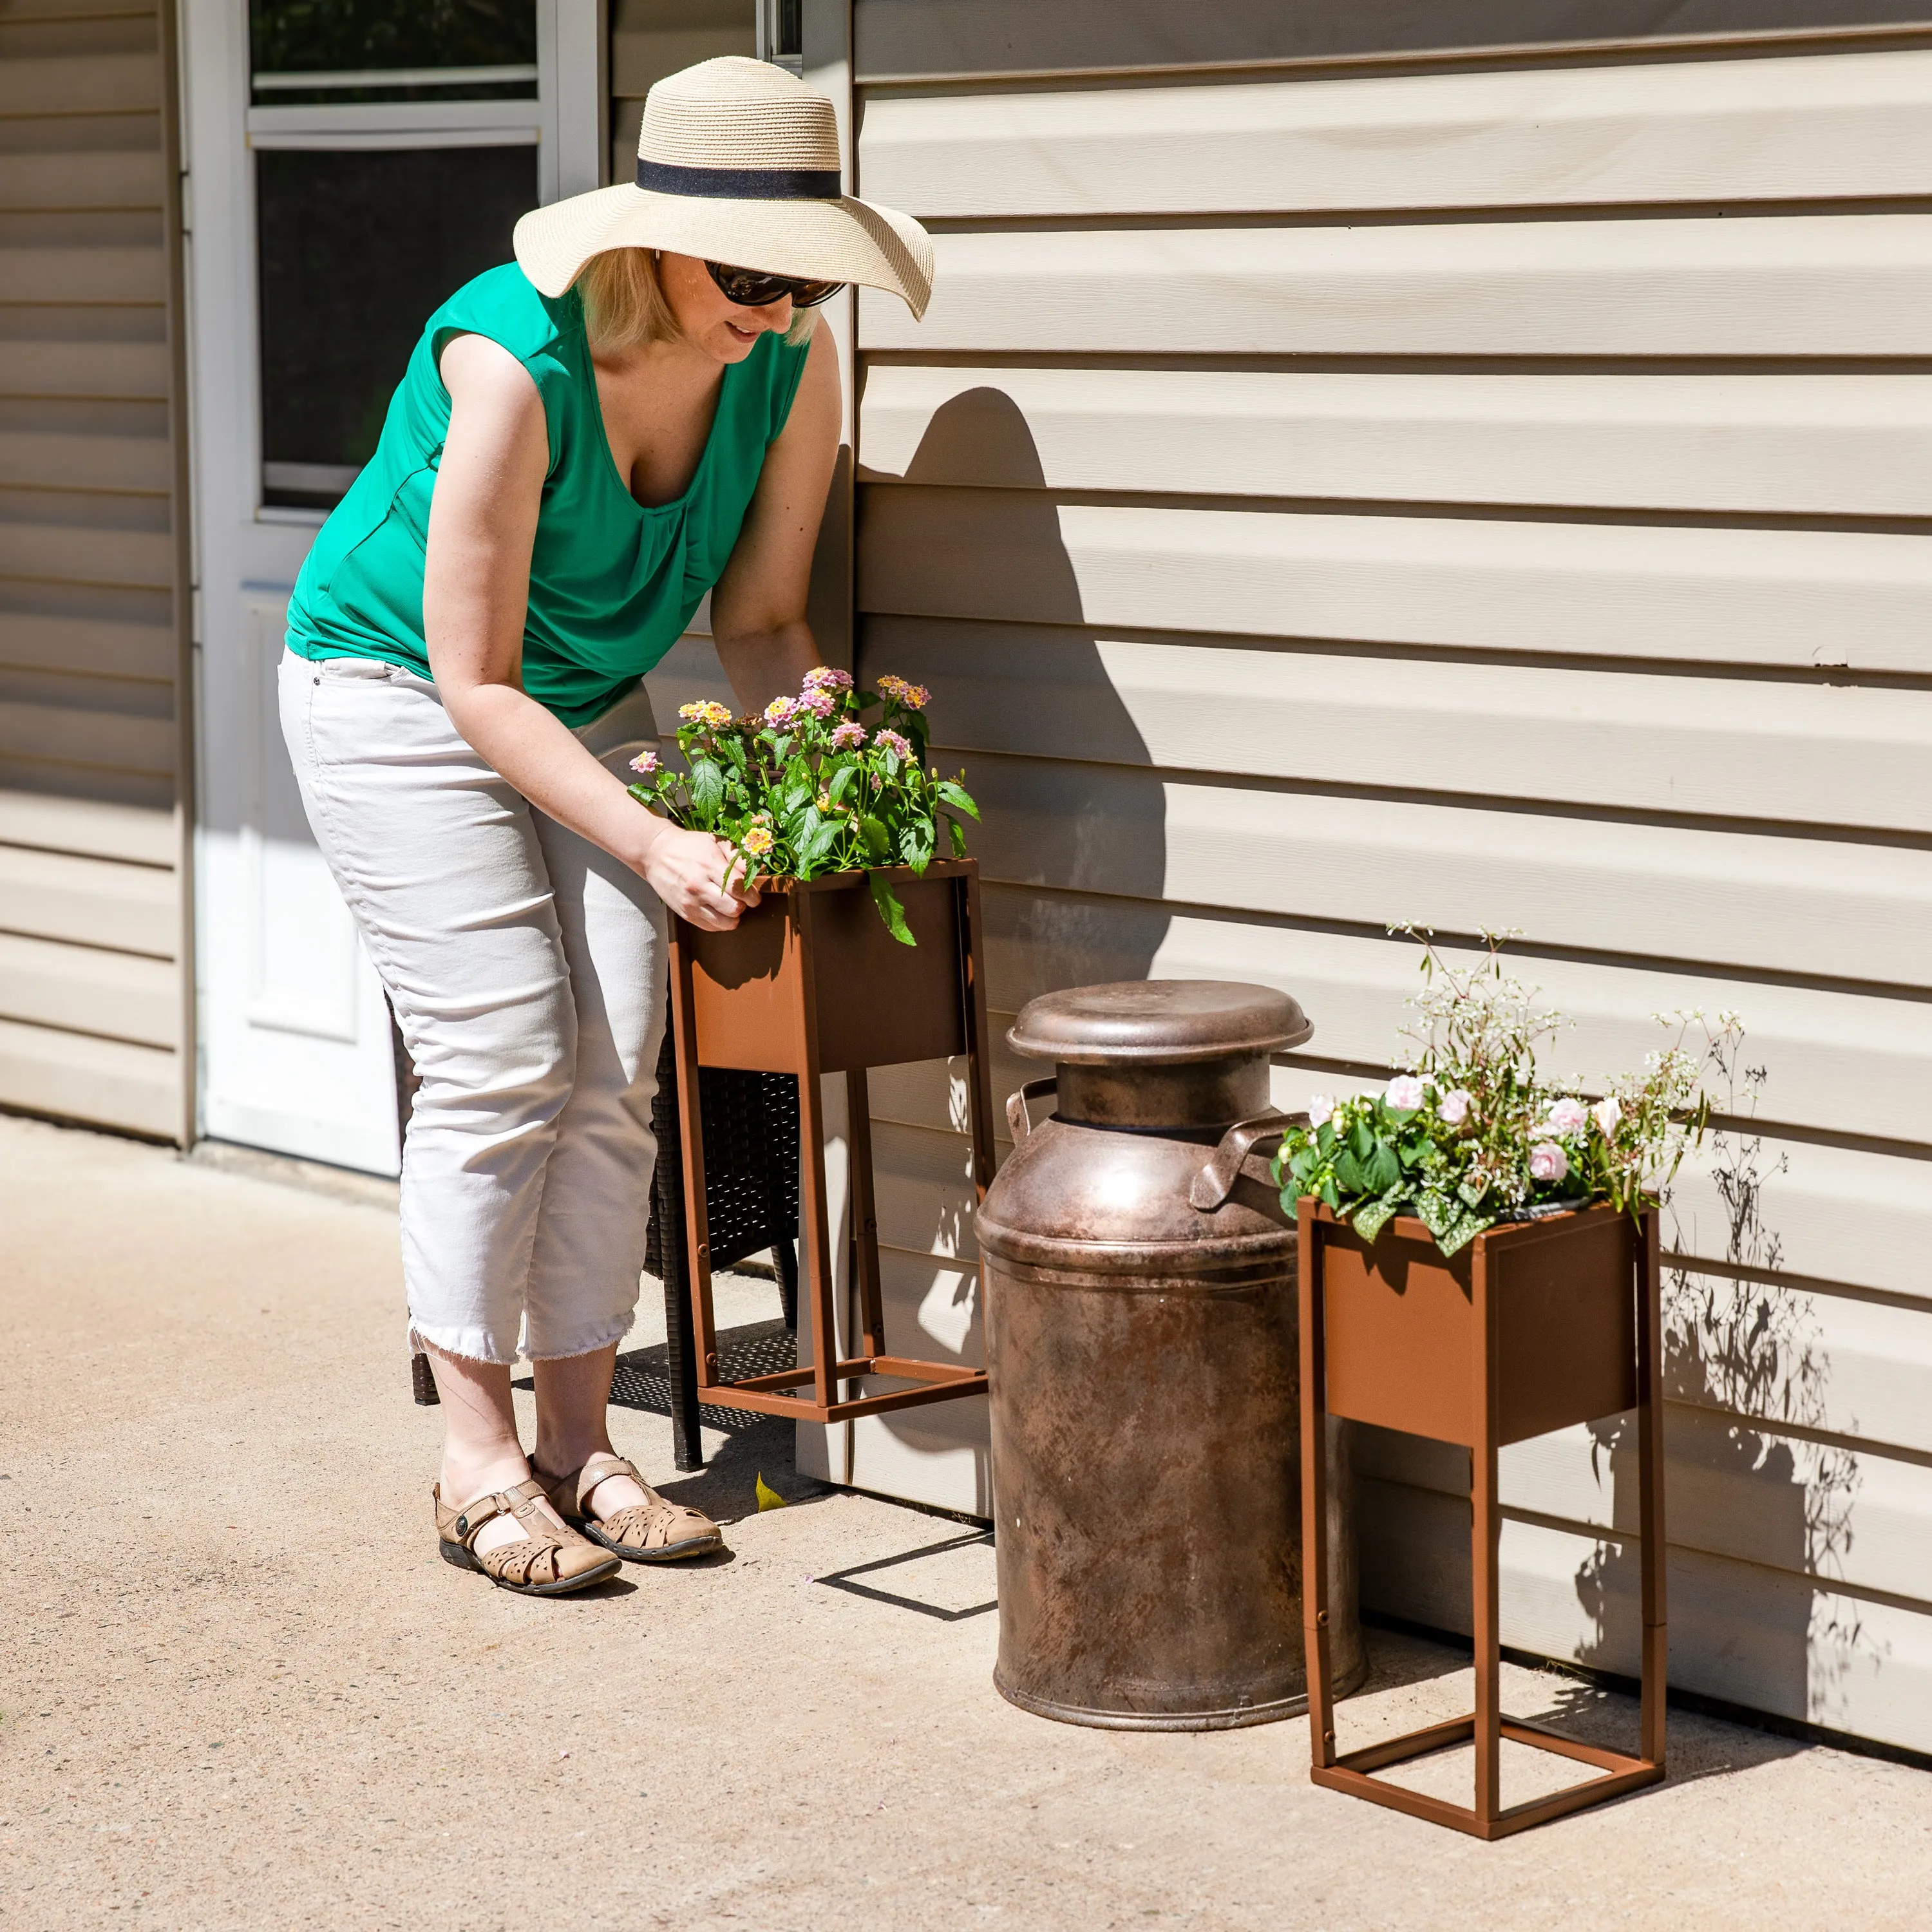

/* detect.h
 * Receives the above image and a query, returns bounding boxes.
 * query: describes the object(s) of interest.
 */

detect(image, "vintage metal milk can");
[977,980,1364,1729]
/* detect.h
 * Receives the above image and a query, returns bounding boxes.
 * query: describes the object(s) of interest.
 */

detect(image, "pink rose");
[1437,1088,1473,1127]
[1385,1074,1425,1112]
[1544,1097,1588,1137]
[1528,1141,1569,1185]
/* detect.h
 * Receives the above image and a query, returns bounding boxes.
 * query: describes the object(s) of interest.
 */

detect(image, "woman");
[279,58,933,1595]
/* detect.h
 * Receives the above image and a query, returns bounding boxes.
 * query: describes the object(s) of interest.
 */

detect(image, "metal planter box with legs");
[667,857,996,1425]
[1300,1200,1667,1838]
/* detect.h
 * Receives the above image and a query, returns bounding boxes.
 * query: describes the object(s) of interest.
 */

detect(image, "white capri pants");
[279,647,666,1365]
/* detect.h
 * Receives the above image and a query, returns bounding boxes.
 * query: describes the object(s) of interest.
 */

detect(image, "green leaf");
[1349,1121,1373,1162]
[947,817,969,858]
[1362,1140,1401,1195]
[867,870,915,946]
[690,759,724,825]
[1414,1189,1457,1240]
[1316,1121,1336,1155]
[826,764,858,805]
[1332,1148,1365,1195]
[1319,1177,1341,1211]
[1353,1188,1405,1244]
[936,780,980,820]
[1437,1211,1495,1260]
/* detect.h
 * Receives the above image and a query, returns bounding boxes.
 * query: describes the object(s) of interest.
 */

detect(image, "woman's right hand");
[636,822,761,932]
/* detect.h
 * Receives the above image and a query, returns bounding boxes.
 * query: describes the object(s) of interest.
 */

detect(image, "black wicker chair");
[410,1006,801,1475]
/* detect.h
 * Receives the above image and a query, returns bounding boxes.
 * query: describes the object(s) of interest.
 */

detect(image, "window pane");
[251,0,537,102]
[256,144,536,509]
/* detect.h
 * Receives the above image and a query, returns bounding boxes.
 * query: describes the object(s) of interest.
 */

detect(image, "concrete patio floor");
[4,1111,1930,1931]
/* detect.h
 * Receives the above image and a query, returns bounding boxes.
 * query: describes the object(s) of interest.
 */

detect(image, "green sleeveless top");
[285,263,811,728]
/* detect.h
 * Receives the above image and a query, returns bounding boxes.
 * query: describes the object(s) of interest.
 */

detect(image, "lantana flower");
[742,824,775,857]
[1437,1088,1473,1126]
[828,721,866,750]
[1528,1141,1570,1184]
[874,728,914,761]
[764,696,800,727]
[803,665,853,692]
[628,750,661,777]
[798,688,837,719]
[1544,1097,1589,1137]
[1385,1074,1426,1111]
[679,699,733,728]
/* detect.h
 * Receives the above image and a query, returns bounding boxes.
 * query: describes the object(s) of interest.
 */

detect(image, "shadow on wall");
[853,385,1172,1502]
[1573,1048,1876,1730]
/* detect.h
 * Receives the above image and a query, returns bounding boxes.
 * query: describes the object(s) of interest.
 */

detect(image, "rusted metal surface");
[978,978,1362,1730]
[667,858,995,1427]
[1300,1200,1667,1838]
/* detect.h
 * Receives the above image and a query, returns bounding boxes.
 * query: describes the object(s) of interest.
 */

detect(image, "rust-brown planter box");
[667,858,996,1424]
[1298,1200,1667,1839]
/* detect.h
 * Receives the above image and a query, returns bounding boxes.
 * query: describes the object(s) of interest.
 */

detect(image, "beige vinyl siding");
[846,4,1932,1754]
[609,0,752,185]
[0,0,187,1139]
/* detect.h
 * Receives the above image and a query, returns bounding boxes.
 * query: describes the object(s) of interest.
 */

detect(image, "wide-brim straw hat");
[514,57,933,319]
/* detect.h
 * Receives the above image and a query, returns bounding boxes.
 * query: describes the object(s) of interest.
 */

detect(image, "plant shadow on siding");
[1571,1050,1875,1741]
[855,386,1170,1483]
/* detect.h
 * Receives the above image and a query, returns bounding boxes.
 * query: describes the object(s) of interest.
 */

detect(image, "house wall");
[833,1,1932,1756]
[0,0,192,1141]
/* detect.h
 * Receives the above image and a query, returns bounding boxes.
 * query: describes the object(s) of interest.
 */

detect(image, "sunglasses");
[705,259,845,310]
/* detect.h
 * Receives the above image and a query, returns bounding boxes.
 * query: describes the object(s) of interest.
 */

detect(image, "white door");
[182,0,603,1172]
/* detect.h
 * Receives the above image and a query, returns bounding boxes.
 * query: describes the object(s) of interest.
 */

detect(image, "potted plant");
[633,668,997,1427]
[1289,931,1740,1836]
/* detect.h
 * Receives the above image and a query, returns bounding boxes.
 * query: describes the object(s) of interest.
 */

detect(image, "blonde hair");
[574,247,819,352]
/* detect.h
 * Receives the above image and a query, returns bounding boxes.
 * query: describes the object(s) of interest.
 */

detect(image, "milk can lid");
[1007,979,1311,1065]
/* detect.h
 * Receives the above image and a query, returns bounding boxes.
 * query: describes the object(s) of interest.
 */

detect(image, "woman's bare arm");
[424,330,752,930]
[708,321,842,712]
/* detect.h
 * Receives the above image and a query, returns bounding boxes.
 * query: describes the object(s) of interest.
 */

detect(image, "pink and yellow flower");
[803,665,852,692]
[628,749,661,777]
[743,824,775,857]
[764,696,800,727]
[875,674,931,709]
[829,720,866,750]
[798,688,837,719]
[874,728,914,762]
[678,700,733,729]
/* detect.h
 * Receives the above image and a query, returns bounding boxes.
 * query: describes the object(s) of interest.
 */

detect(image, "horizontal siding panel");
[860,217,1932,356]
[0,52,159,117]
[872,1119,981,1263]
[1358,1481,1932,1754]
[0,609,174,680]
[878,618,1932,835]
[0,338,170,399]
[0,245,162,305]
[0,782,171,861]
[0,1010,174,1136]
[859,366,1932,518]
[0,149,160,211]
[0,698,173,775]
[860,488,1932,674]
[965,757,1932,988]
[953,893,1932,1145]
[860,50,1932,218]
[0,519,173,589]
[0,926,174,1045]
[0,841,175,954]
[0,427,169,493]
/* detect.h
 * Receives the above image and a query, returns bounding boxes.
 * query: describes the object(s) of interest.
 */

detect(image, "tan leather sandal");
[535,1453,724,1564]
[433,1477,622,1595]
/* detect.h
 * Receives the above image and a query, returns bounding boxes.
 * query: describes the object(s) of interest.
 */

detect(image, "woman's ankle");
[439,1445,530,1506]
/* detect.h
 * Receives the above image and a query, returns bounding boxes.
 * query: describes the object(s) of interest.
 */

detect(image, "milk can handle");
[1189,1108,1307,1211]
[1006,1077,1057,1143]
